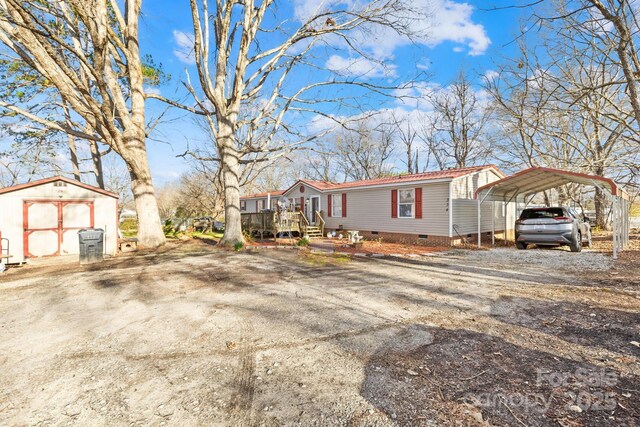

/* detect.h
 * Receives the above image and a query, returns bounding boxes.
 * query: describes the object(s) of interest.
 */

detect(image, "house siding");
[241,194,282,213]
[284,184,323,219]
[323,182,451,237]
[450,169,508,236]
[451,169,503,199]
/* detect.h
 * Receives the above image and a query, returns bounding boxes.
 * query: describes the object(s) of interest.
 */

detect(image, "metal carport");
[475,167,631,258]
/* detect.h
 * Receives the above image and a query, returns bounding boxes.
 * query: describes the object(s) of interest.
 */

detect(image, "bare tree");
[169,0,422,246]
[303,144,340,183]
[334,120,396,181]
[508,0,640,131]
[391,113,420,174]
[420,71,493,168]
[487,8,637,228]
[0,1,166,247]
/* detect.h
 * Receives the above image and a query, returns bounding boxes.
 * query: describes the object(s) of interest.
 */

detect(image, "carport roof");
[475,167,628,200]
[0,176,119,198]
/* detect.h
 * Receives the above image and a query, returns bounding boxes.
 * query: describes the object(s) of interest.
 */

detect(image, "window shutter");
[391,189,398,218]
[341,193,347,217]
[300,197,304,212]
[415,188,422,219]
[327,195,332,217]
[256,200,259,211]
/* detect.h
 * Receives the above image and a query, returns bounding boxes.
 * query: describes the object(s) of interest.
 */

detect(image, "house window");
[331,194,342,217]
[398,189,415,218]
[240,200,246,211]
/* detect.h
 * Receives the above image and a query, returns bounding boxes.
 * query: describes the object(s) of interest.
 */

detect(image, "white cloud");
[427,0,491,56]
[416,60,432,71]
[326,55,397,79]
[144,86,162,96]
[483,69,499,82]
[293,0,490,57]
[172,30,195,64]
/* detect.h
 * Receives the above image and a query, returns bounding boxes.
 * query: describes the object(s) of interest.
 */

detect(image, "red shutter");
[300,197,304,212]
[391,189,398,218]
[341,193,347,217]
[327,195,332,217]
[415,188,422,219]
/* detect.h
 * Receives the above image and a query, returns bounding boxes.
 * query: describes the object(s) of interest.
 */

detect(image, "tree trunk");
[63,103,80,181]
[124,135,166,248]
[594,187,608,230]
[67,134,81,181]
[89,139,105,189]
[218,125,244,247]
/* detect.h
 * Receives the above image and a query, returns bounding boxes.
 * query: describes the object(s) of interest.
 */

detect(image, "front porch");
[241,210,325,239]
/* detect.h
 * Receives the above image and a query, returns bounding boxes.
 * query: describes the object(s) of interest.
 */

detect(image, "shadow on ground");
[361,327,639,426]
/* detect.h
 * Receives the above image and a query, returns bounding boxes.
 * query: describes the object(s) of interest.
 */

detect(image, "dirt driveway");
[0,241,638,426]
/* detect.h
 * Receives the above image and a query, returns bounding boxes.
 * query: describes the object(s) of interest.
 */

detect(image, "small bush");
[297,237,310,246]
[119,218,138,237]
[162,219,174,236]
[234,241,244,251]
[242,230,255,243]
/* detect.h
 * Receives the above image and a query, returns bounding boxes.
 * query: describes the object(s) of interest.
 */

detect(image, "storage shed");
[0,176,118,263]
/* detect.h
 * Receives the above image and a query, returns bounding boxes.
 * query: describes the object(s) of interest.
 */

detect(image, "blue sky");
[138,1,526,185]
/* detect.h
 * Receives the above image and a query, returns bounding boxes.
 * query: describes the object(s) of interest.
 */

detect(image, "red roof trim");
[474,167,619,199]
[283,165,502,195]
[0,176,119,198]
[240,190,285,199]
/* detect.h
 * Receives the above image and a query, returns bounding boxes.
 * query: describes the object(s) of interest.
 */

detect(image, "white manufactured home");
[240,190,285,213]
[241,165,515,246]
[0,176,119,263]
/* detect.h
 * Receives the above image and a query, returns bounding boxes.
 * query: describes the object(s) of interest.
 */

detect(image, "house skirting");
[327,229,506,247]
[327,229,450,246]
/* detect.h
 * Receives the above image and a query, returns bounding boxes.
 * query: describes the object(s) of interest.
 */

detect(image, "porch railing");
[315,210,325,237]
[299,210,310,232]
[241,211,304,237]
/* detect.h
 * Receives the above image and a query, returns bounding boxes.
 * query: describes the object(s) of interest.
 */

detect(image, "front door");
[23,200,94,258]
[310,196,320,225]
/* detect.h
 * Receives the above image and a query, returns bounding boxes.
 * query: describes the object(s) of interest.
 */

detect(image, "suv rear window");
[519,208,565,220]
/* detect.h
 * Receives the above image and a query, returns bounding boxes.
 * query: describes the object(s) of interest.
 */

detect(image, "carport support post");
[491,200,495,246]
[477,187,494,248]
[612,197,618,260]
[477,197,481,248]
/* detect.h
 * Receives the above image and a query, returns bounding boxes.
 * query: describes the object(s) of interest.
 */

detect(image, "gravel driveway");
[0,242,638,426]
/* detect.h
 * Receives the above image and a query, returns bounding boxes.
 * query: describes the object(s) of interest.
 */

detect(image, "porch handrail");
[315,210,325,237]
[299,210,309,232]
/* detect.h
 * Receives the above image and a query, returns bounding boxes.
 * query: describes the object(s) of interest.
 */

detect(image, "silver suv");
[515,207,592,252]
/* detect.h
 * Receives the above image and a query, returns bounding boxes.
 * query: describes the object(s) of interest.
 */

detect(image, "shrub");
[297,237,310,246]
[242,230,254,243]
[234,242,244,251]
[162,219,175,236]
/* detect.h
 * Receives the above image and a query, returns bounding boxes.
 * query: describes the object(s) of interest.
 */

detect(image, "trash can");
[78,228,104,264]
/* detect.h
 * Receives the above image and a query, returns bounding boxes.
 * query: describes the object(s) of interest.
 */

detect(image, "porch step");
[305,226,324,238]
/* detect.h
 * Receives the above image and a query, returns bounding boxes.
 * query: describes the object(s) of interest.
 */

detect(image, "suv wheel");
[570,232,582,253]
[516,242,527,250]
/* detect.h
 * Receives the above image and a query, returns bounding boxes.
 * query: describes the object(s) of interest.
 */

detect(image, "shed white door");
[23,200,94,257]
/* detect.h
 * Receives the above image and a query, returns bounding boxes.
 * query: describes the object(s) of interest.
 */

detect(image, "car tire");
[516,242,527,250]
[570,232,582,253]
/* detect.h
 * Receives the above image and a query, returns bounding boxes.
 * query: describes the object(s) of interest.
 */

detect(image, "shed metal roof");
[0,176,119,198]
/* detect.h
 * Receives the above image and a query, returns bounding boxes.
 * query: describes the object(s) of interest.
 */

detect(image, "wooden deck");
[241,211,304,238]
[241,211,324,238]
